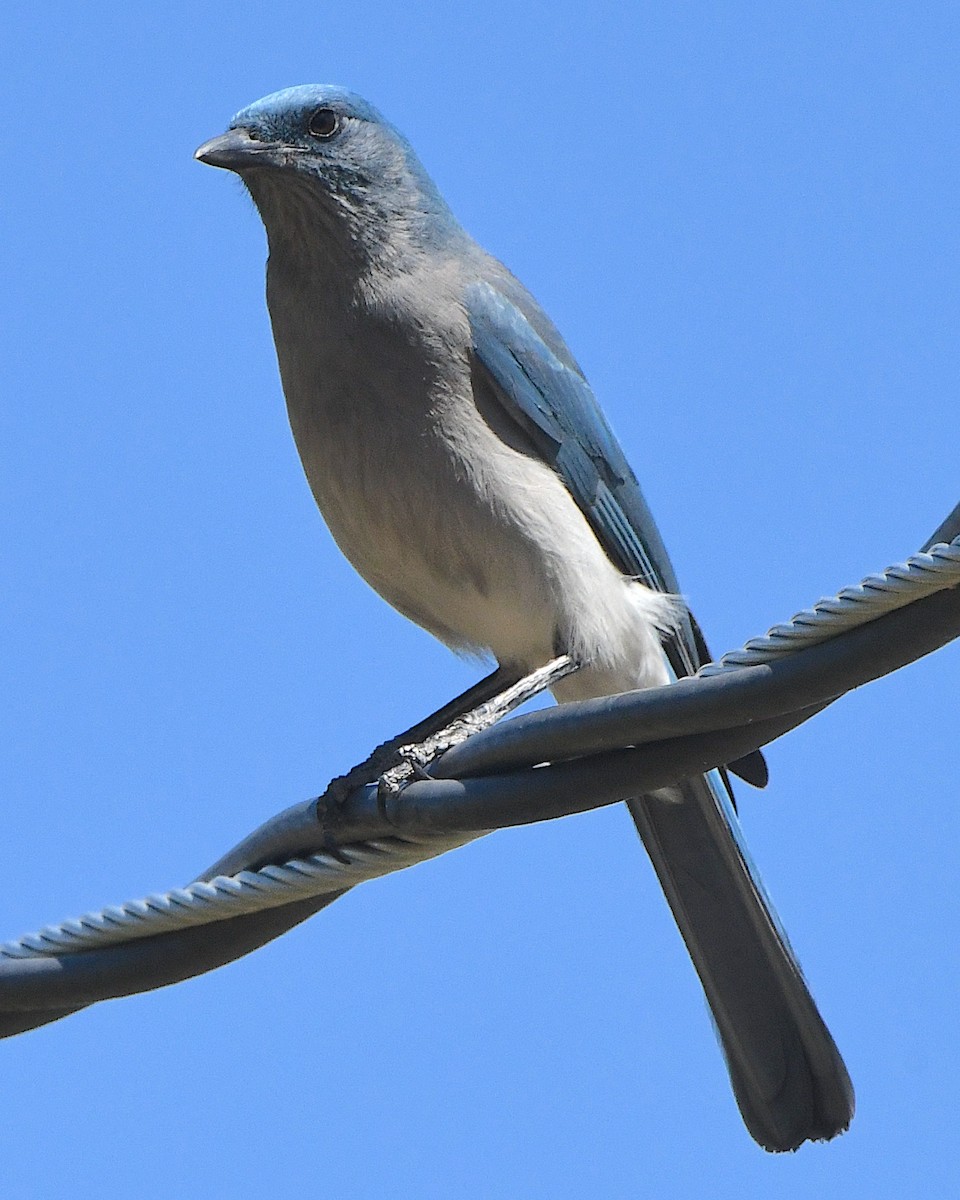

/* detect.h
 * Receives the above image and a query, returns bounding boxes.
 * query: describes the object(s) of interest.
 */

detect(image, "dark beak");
[195,128,282,172]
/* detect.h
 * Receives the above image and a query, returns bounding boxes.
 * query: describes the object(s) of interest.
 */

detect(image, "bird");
[195,84,854,1151]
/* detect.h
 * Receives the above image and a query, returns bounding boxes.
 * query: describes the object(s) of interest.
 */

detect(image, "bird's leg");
[316,663,524,829]
[316,657,580,838]
[376,655,579,806]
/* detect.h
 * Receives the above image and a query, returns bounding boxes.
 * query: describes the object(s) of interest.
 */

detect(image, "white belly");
[284,369,674,697]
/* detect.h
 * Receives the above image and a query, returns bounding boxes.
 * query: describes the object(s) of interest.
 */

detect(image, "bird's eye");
[308,108,340,139]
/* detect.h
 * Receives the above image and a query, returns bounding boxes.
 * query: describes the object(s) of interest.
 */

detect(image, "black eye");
[308,107,340,139]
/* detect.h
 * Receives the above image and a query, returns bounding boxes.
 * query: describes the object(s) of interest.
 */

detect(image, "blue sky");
[2,3,958,1196]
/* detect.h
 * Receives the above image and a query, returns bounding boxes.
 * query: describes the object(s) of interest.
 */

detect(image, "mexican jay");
[196,85,853,1151]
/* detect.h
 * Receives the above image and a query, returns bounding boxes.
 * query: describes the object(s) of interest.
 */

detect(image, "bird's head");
[196,85,461,265]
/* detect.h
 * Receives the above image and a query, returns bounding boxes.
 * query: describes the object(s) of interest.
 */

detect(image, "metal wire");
[0,832,475,960]
[699,539,960,675]
[3,535,959,963]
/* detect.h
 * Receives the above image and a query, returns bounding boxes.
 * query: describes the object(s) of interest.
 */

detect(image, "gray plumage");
[196,84,853,1151]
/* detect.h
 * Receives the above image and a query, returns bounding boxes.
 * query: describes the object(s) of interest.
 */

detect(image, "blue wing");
[467,279,703,679]
[466,278,766,786]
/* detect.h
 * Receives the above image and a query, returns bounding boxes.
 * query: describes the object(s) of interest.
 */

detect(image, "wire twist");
[4,536,959,962]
